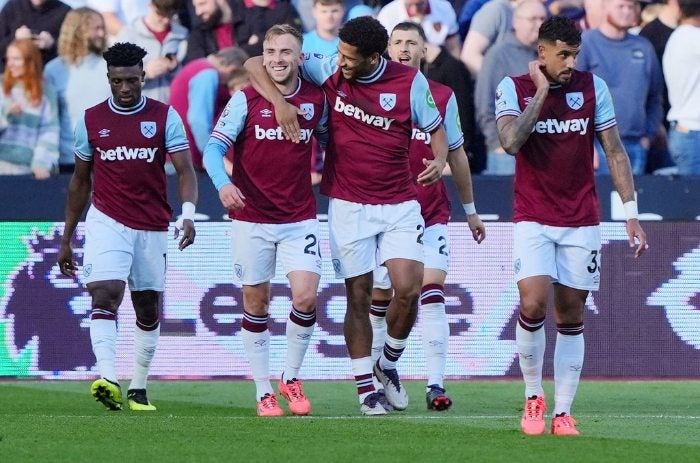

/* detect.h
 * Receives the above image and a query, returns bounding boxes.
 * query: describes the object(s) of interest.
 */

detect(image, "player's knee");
[292,293,316,313]
[88,281,125,313]
[519,297,548,319]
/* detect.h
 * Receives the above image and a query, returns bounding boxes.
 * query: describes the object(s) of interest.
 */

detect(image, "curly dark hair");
[103,42,147,68]
[538,16,581,46]
[338,16,388,58]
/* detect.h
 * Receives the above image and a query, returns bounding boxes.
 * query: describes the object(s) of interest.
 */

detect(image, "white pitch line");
[10,414,700,420]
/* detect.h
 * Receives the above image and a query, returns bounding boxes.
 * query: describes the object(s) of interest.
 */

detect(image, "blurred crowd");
[0,0,697,179]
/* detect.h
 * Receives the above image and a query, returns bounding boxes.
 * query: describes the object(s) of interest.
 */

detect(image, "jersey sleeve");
[592,74,617,132]
[443,92,464,151]
[203,91,249,191]
[165,107,189,154]
[73,112,93,161]
[410,71,442,133]
[494,76,521,120]
[314,96,330,149]
[300,53,337,87]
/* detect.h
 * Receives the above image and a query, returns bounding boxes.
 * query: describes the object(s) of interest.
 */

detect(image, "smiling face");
[336,41,378,82]
[107,64,144,107]
[5,44,25,79]
[387,28,425,69]
[262,32,302,88]
[538,39,580,85]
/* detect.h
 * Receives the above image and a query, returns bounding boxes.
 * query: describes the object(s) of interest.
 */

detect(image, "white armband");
[462,202,477,215]
[623,201,638,220]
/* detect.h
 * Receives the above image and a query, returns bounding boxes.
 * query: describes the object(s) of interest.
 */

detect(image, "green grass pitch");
[1,380,698,462]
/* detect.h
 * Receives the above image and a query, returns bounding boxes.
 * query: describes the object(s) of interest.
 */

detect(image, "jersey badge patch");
[141,121,156,138]
[566,92,584,111]
[380,93,396,111]
[300,103,315,121]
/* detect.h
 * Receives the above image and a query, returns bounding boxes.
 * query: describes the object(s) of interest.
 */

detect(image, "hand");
[218,183,246,210]
[34,31,55,50]
[8,102,23,116]
[144,58,170,78]
[626,219,648,258]
[467,213,486,244]
[275,101,305,143]
[173,219,196,251]
[57,242,77,278]
[417,157,446,186]
[528,60,549,91]
[32,167,51,180]
[15,25,32,40]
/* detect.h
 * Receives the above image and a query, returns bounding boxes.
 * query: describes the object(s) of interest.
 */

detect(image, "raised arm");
[496,62,550,155]
[597,126,647,257]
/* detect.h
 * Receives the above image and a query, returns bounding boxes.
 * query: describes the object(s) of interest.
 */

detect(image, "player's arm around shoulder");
[597,126,647,258]
[496,61,549,155]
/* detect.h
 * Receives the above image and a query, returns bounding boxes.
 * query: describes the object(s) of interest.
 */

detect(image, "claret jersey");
[495,70,616,227]
[207,78,329,224]
[75,96,189,231]
[301,54,442,205]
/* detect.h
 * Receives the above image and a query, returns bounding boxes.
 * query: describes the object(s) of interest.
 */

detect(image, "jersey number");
[438,235,448,256]
[416,225,424,245]
[587,250,599,274]
[304,234,318,256]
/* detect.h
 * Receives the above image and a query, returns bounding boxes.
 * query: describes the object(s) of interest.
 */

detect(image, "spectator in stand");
[116,0,188,103]
[421,21,481,172]
[378,0,462,57]
[575,0,605,30]
[0,39,58,177]
[233,0,302,57]
[170,46,247,170]
[86,0,150,42]
[663,0,700,175]
[185,0,237,63]
[458,0,491,40]
[302,0,344,56]
[640,0,680,173]
[0,0,71,71]
[44,7,111,174]
[475,0,544,174]
[577,0,664,175]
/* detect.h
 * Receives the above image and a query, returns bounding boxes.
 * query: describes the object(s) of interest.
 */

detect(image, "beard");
[87,37,106,55]
[200,7,223,30]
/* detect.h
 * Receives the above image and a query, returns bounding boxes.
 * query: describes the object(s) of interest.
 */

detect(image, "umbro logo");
[337,90,347,98]
[260,109,272,118]
[98,128,110,138]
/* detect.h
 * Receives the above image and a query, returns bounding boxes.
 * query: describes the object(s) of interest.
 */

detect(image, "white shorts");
[231,219,322,285]
[513,221,601,291]
[373,223,449,289]
[328,198,424,279]
[82,206,167,291]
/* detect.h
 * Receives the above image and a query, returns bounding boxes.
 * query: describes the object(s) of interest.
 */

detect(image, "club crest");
[300,103,314,121]
[380,93,396,111]
[566,92,584,110]
[141,121,156,138]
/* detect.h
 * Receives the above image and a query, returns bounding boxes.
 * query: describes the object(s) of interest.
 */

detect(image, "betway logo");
[97,146,158,163]
[412,127,431,145]
[255,125,313,143]
[533,117,589,135]
[334,96,394,130]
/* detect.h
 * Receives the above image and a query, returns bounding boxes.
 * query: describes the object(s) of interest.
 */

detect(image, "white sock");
[516,321,546,398]
[90,313,118,384]
[283,308,315,382]
[351,356,375,403]
[379,334,407,371]
[553,332,584,416]
[242,327,273,400]
[370,300,389,362]
[129,324,159,390]
[421,300,448,388]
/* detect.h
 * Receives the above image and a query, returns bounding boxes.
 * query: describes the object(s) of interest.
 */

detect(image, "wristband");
[462,202,477,215]
[181,202,196,222]
[623,201,638,220]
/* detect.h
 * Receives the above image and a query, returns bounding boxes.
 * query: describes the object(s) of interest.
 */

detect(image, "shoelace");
[382,368,402,390]
[285,381,305,401]
[525,399,544,419]
[556,415,576,428]
[260,394,279,409]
